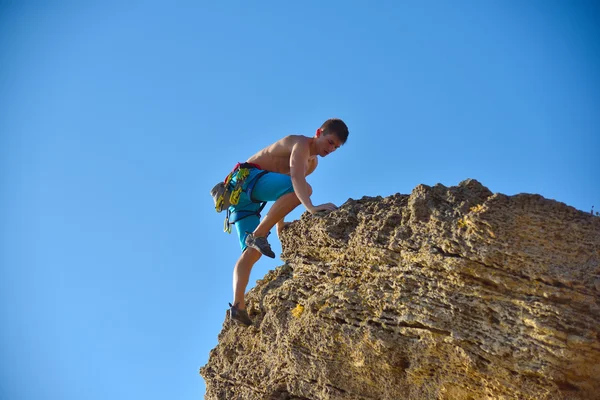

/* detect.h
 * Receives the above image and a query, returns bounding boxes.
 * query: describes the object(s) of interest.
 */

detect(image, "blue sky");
[1,1,598,399]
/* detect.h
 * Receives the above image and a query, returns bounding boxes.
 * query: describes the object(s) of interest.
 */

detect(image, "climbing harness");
[211,162,259,213]
[210,163,268,233]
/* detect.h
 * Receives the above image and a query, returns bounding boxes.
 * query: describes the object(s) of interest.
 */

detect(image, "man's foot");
[245,232,275,258]
[229,303,253,326]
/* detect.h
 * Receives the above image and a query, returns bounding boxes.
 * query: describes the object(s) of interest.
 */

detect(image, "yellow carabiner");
[224,171,234,187]
[230,187,242,205]
[237,168,250,180]
[216,195,224,212]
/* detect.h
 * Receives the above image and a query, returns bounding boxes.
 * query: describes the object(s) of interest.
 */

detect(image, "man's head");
[320,118,349,144]
[314,118,349,157]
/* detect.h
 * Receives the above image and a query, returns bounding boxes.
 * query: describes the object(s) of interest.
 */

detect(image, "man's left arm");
[277,158,318,237]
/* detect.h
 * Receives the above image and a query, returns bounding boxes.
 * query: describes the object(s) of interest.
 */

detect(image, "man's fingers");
[317,204,337,212]
[311,203,338,214]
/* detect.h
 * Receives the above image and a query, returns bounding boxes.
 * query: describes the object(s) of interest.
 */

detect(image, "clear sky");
[1,1,598,399]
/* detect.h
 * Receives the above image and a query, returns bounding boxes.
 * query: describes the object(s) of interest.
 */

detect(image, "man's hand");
[308,203,337,214]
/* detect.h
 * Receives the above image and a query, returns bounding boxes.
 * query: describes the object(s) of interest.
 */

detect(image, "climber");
[210,118,349,326]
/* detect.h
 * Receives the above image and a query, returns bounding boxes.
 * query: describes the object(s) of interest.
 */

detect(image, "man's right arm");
[289,140,314,212]
[289,139,337,214]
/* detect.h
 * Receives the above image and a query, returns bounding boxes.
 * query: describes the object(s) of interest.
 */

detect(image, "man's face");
[317,132,343,157]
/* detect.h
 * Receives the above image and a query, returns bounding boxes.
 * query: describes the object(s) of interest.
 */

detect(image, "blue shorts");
[228,167,294,251]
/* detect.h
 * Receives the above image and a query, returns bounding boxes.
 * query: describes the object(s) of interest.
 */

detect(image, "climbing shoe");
[229,303,253,326]
[245,232,275,258]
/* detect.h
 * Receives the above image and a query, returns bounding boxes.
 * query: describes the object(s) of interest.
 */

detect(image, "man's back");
[246,135,316,175]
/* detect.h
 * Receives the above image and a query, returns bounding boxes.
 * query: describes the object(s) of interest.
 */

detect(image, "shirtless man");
[219,118,349,326]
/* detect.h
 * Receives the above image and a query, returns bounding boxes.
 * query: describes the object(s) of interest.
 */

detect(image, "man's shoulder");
[282,134,310,143]
[285,134,312,147]
[277,134,310,150]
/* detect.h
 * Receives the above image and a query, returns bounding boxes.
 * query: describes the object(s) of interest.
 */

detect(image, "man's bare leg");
[233,187,311,310]
[253,187,311,238]
[233,247,262,310]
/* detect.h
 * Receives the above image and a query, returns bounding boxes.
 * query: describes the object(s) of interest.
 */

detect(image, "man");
[212,118,349,326]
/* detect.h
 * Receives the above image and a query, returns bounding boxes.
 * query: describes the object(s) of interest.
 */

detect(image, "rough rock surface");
[200,179,600,400]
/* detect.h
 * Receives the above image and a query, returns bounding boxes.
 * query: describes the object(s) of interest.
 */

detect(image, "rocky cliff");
[200,179,600,400]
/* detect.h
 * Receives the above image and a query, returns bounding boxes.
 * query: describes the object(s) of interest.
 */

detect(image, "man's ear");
[315,128,322,137]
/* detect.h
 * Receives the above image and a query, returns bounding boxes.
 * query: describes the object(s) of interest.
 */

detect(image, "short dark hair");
[321,118,349,144]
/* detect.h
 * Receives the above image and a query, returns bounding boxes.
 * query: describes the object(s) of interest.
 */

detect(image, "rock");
[200,180,600,400]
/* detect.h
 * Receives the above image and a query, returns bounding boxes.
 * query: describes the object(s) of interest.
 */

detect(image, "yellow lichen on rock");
[291,304,304,318]
[470,204,485,213]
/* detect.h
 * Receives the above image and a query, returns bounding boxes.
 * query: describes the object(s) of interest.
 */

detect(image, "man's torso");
[246,135,316,175]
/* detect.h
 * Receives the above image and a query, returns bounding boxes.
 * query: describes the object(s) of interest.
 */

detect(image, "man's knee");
[240,247,261,264]
[290,184,311,203]
[291,183,311,201]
